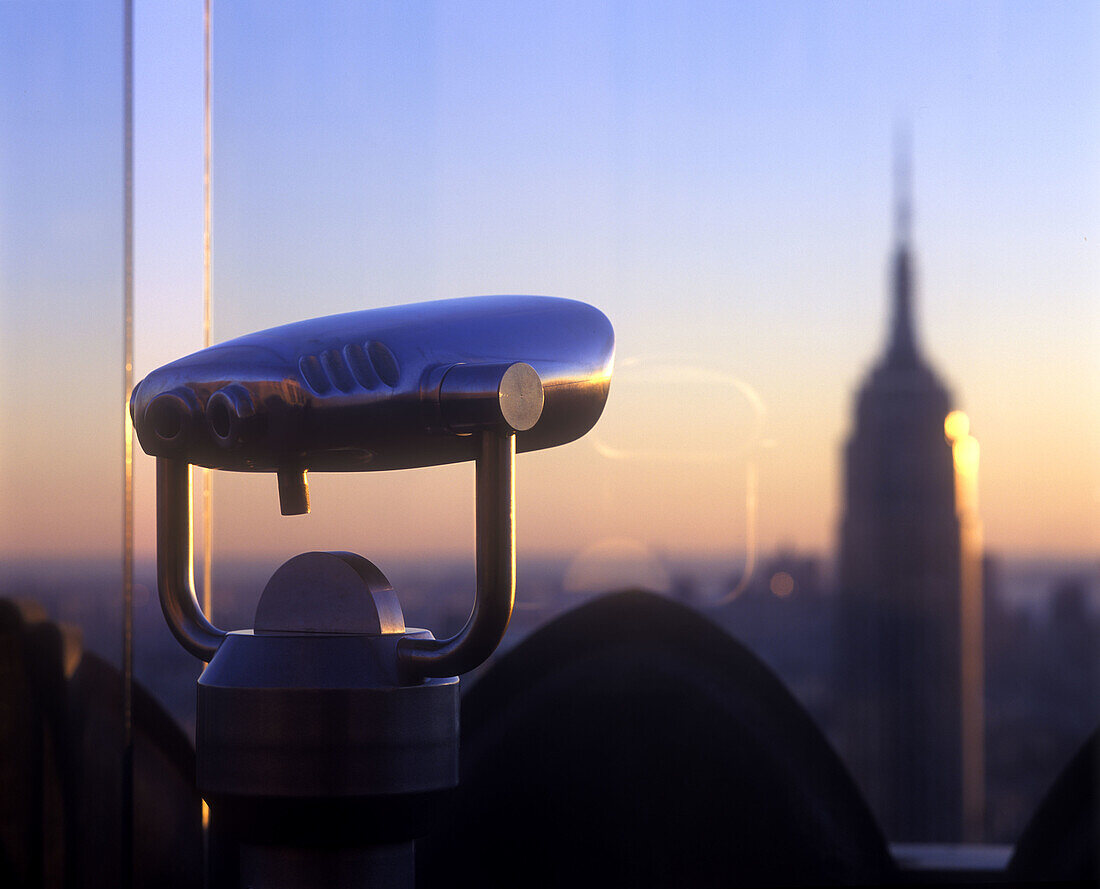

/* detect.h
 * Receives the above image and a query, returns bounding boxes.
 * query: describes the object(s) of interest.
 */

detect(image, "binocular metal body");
[132,294,613,486]
[133,295,614,888]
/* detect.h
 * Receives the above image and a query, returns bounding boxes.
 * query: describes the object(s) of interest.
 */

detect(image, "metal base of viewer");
[197,552,459,889]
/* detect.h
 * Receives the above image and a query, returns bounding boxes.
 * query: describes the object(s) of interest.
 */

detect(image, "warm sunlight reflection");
[953,437,981,481]
[563,538,671,596]
[946,409,986,841]
[590,359,766,464]
[943,409,970,442]
[573,356,762,584]
[946,410,980,482]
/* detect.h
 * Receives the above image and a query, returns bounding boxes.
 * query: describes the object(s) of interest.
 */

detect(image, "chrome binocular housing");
[133,295,614,672]
[132,294,614,514]
[134,295,613,884]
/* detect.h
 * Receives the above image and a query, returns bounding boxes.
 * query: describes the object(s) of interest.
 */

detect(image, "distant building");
[835,155,963,841]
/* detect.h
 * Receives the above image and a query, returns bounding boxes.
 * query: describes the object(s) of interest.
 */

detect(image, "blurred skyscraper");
[835,152,963,842]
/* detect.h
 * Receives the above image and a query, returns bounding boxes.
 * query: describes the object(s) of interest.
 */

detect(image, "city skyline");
[0,9,1096,879]
[1,2,1096,571]
[835,160,965,841]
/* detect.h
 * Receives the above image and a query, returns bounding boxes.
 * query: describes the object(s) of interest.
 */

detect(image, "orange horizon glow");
[2,394,1096,565]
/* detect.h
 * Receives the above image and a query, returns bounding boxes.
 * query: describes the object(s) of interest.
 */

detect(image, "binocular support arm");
[398,430,516,679]
[156,431,519,675]
[157,457,227,661]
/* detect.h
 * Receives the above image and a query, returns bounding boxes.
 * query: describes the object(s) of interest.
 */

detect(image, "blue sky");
[1,1,1096,567]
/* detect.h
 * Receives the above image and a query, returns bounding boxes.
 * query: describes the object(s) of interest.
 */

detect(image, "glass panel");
[0,2,125,665]
[192,1,1094,847]
[206,3,762,633]
[132,2,208,731]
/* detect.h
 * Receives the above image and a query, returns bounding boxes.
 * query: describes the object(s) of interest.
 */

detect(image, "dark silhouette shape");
[835,156,962,841]
[1008,726,1099,883]
[0,597,202,889]
[0,598,74,888]
[418,590,896,887]
[68,652,203,889]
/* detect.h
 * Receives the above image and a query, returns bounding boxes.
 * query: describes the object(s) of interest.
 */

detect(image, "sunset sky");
[1,2,1096,574]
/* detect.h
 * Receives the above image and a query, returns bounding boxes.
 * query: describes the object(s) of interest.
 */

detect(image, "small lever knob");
[277,469,311,516]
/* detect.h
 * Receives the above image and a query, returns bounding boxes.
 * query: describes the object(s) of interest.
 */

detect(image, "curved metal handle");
[156,457,227,661]
[398,430,516,679]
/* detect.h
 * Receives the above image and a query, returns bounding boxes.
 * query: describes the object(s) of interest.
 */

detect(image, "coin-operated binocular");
[132,295,614,888]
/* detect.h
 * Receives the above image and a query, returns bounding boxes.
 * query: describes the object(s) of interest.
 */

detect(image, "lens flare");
[944,409,970,442]
[590,357,766,464]
[769,571,795,598]
[562,538,671,596]
[953,435,980,478]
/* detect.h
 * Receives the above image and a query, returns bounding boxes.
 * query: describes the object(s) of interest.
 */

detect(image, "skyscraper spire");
[837,140,962,842]
[894,126,912,247]
[886,127,919,366]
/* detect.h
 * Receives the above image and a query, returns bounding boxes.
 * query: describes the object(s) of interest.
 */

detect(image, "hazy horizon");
[1,2,1097,567]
